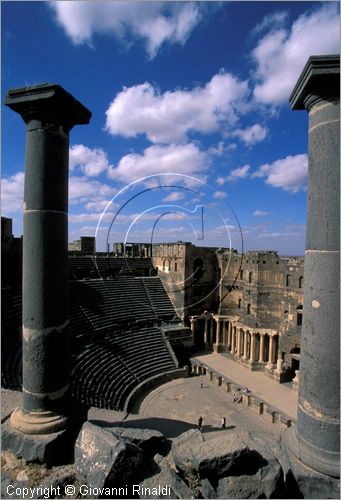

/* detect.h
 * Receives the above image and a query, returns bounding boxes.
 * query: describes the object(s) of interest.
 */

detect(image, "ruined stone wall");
[219,250,304,364]
[151,243,220,318]
[152,242,188,316]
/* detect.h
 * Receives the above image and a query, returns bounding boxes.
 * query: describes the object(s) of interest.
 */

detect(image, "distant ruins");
[1,55,339,498]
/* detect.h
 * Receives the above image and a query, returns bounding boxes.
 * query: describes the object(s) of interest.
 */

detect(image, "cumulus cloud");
[162,192,185,202]
[49,1,203,58]
[253,210,269,216]
[252,154,308,193]
[252,3,340,104]
[227,164,251,182]
[107,143,209,183]
[69,176,116,204]
[105,72,248,143]
[69,144,112,177]
[1,171,25,213]
[213,191,227,199]
[233,124,268,146]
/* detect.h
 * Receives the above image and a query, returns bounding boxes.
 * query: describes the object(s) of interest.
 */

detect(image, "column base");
[213,343,223,353]
[10,407,69,435]
[2,416,73,466]
[283,426,340,480]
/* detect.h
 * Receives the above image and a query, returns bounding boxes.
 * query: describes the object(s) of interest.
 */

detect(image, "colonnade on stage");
[189,313,283,372]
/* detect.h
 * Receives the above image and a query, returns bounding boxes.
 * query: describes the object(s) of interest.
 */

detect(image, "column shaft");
[259,334,264,362]
[267,335,274,368]
[250,333,255,362]
[5,84,91,435]
[243,331,248,359]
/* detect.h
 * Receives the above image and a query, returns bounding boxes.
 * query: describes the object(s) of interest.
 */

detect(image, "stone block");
[216,455,284,499]
[109,427,167,456]
[75,422,143,489]
[137,453,192,499]
[171,429,204,471]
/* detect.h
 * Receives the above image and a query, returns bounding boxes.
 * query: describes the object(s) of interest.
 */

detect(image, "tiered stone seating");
[2,276,181,410]
[68,256,153,280]
[141,278,177,320]
[71,326,177,410]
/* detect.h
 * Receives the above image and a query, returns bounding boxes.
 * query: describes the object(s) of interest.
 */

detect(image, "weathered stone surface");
[216,455,283,498]
[1,418,72,466]
[110,427,167,456]
[198,478,217,499]
[1,390,22,424]
[137,453,192,499]
[280,435,340,499]
[173,429,251,480]
[75,422,143,489]
[171,428,204,471]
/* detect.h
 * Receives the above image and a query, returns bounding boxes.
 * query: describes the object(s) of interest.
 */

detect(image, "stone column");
[284,55,340,479]
[259,333,264,362]
[236,329,241,356]
[276,357,283,374]
[267,335,274,369]
[231,326,235,353]
[250,332,255,362]
[204,318,208,344]
[227,321,231,350]
[215,318,221,345]
[243,331,248,360]
[190,318,196,335]
[5,84,91,434]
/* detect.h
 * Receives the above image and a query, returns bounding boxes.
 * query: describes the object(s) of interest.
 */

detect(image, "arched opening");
[193,258,204,279]
[296,305,303,326]
[290,346,300,373]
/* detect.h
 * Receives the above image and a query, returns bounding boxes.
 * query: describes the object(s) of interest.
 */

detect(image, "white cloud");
[233,124,268,146]
[69,144,112,177]
[49,1,202,58]
[1,171,25,213]
[253,210,269,217]
[162,192,185,202]
[85,200,118,213]
[213,191,227,199]
[215,164,251,185]
[252,3,340,104]
[252,154,308,193]
[105,72,248,143]
[69,176,116,204]
[227,164,250,182]
[1,171,117,216]
[107,143,209,183]
[251,11,288,37]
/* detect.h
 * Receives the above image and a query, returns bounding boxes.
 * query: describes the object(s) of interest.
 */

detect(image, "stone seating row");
[71,326,177,410]
[142,278,176,319]
[190,361,294,429]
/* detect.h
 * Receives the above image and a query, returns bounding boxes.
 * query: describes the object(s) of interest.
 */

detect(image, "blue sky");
[2,1,340,255]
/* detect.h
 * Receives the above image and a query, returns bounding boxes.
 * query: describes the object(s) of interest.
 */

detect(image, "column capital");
[5,83,92,130]
[289,55,340,111]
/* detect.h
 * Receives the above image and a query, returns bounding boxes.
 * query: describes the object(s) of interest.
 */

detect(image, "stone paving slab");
[193,352,297,419]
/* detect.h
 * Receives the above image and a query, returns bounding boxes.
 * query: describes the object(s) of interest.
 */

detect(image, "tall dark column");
[5,84,91,434]
[284,56,339,478]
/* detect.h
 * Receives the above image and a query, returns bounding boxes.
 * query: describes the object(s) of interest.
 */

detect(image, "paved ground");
[138,376,282,442]
[193,352,298,419]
